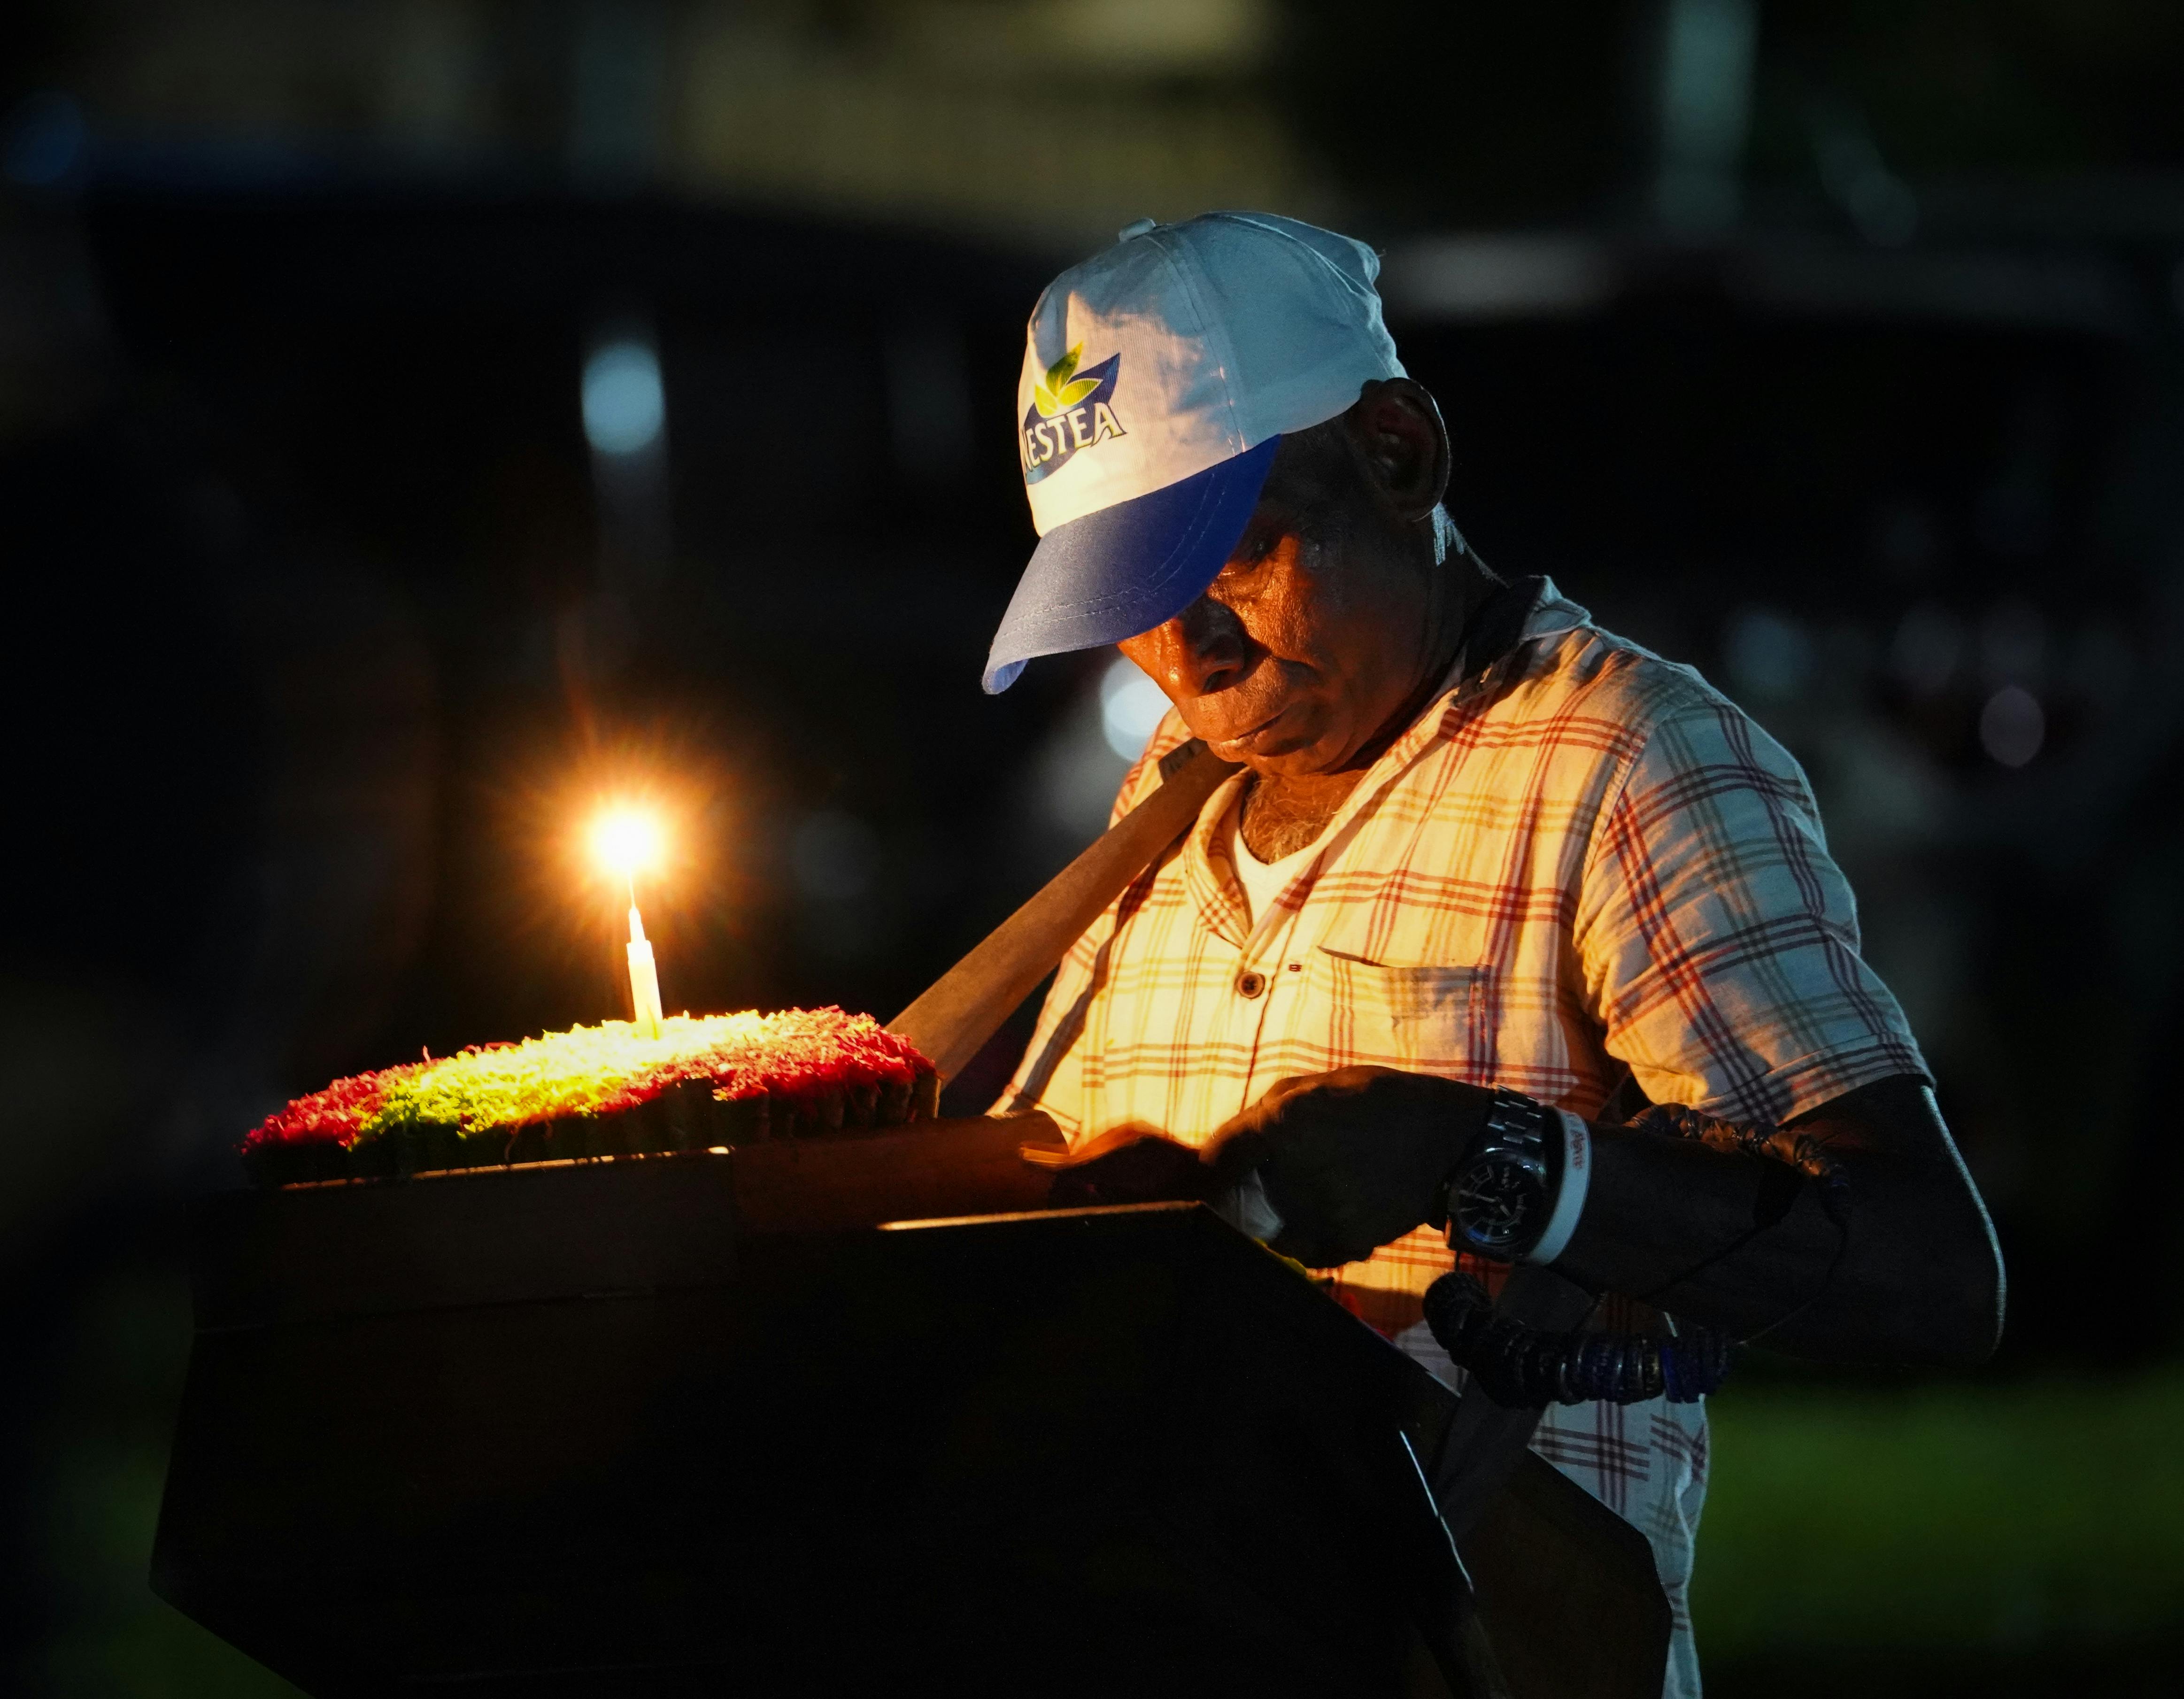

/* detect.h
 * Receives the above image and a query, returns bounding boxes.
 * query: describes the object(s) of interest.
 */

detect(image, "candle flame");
[590,808,665,884]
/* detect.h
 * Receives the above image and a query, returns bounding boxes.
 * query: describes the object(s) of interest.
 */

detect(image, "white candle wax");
[626,904,664,1038]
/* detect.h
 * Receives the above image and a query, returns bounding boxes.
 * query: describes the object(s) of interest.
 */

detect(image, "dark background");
[3,2,2183,1693]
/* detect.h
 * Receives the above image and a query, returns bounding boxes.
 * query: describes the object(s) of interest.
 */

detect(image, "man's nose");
[1150,595,1249,699]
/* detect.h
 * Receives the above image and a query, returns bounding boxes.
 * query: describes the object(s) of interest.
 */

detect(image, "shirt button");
[1236,970,1267,999]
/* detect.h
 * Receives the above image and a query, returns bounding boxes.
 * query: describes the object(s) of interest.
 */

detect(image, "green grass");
[1694,1367,2184,1659]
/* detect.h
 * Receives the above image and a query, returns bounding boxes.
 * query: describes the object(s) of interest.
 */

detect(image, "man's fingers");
[1026,1125,1180,1169]
[1201,1124,1274,1188]
[1259,1072,1322,1106]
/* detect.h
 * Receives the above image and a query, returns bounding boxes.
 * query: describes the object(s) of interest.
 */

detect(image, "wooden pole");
[887,739,1238,1082]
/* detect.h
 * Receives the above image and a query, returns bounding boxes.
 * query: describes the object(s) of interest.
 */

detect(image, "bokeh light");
[581,338,666,456]
[1979,684,2046,768]
[1100,656,1170,760]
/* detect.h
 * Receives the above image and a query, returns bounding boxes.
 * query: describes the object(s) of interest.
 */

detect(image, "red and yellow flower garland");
[243,1008,934,1182]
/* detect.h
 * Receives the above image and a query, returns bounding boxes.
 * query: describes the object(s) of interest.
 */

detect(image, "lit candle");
[625,902,664,1039]
[590,807,667,1039]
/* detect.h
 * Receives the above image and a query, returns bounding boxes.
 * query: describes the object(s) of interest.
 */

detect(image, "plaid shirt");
[998,578,1926,1696]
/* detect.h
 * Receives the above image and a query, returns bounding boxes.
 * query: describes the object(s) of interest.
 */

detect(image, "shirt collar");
[1395,573,1587,754]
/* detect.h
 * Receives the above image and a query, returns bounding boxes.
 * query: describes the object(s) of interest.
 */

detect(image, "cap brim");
[982,436,1279,694]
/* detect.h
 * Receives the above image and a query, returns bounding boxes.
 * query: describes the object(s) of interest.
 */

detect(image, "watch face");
[1452,1158,1546,1256]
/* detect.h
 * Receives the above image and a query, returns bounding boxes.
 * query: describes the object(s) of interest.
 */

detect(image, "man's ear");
[1347,378,1451,524]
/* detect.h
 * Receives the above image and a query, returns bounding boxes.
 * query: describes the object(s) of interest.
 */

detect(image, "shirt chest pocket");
[1312,949,1492,1075]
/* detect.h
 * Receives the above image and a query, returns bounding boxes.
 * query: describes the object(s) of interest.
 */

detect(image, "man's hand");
[1203,1066,1495,1267]
[1019,1122,1215,1208]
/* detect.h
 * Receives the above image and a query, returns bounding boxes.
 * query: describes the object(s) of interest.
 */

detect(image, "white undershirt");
[1226,803,1325,928]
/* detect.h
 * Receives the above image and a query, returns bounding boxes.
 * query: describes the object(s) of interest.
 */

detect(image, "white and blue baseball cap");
[982,211,1407,694]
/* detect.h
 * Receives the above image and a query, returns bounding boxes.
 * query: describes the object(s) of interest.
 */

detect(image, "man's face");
[1117,440,1438,779]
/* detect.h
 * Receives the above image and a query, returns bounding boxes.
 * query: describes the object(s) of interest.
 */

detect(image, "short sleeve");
[1574,696,1927,1123]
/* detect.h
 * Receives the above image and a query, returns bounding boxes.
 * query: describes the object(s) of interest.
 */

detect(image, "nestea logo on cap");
[1021,344,1127,485]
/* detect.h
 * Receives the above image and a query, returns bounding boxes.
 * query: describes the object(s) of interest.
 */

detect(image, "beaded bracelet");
[1422,1273,1733,1406]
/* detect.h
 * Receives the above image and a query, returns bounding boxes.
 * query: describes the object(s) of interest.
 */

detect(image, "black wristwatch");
[1442,1089,1558,1260]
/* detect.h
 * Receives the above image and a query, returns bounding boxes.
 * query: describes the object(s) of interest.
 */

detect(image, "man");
[983,213,2002,1694]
